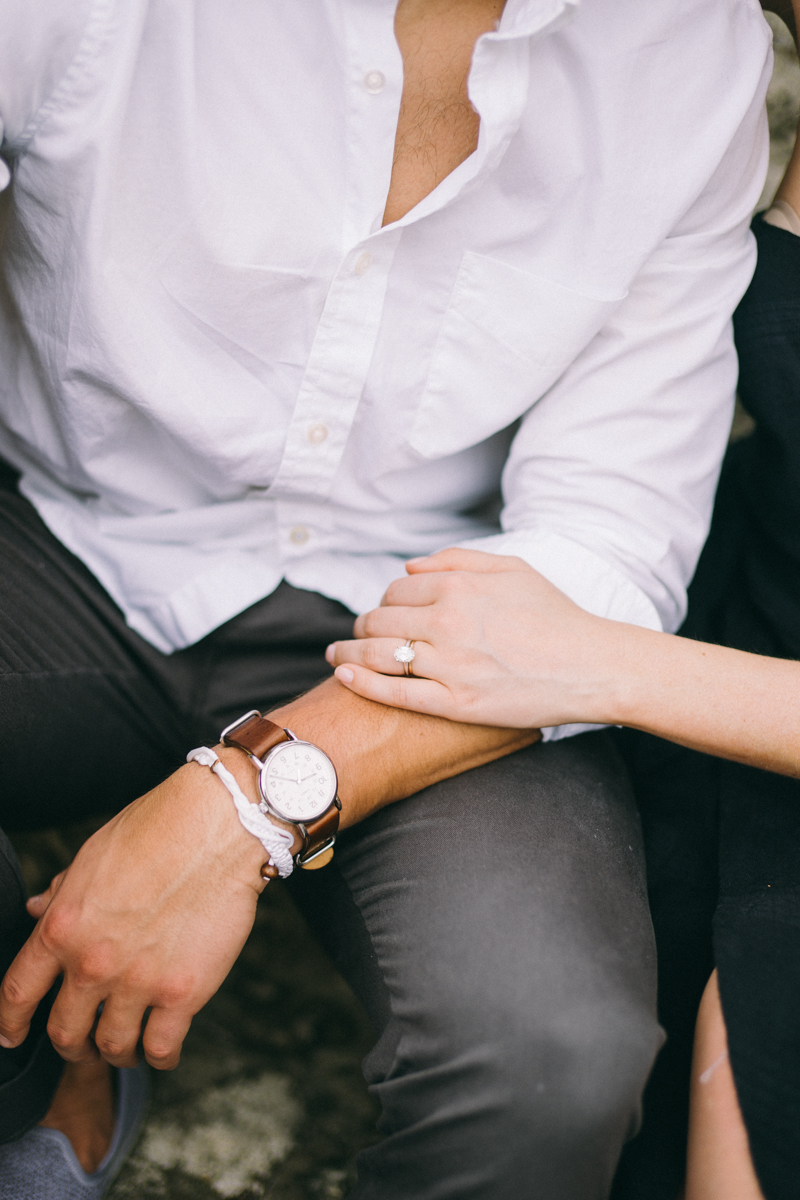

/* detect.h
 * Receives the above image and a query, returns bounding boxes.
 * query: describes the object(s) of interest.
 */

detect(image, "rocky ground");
[8,15,800,1199]
[762,12,800,205]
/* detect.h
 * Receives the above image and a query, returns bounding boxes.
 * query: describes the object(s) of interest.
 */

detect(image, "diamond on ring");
[393,640,416,676]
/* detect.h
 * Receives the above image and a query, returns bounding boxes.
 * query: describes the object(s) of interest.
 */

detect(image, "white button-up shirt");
[0,1,771,729]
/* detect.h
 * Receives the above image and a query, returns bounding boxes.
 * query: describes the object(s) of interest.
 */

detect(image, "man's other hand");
[0,756,267,1070]
[0,663,537,1069]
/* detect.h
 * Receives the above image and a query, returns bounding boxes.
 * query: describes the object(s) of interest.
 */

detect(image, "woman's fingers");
[334,663,457,718]
[406,548,527,575]
[377,554,534,611]
[379,573,443,609]
[352,604,433,641]
[327,637,434,676]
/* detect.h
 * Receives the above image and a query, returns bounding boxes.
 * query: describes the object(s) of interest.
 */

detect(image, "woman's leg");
[685,971,764,1200]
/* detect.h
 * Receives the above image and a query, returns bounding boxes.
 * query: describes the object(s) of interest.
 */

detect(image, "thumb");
[26,870,67,918]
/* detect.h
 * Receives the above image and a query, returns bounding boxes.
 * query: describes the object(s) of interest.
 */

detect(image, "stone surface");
[7,18,800,1198]
[763,13,800,207]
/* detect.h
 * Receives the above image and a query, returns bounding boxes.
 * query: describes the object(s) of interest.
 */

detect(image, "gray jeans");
[0,464,662,1196]
[289,734,663,1200]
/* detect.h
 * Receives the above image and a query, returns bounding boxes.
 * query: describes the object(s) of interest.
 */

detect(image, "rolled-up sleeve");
[459,67,770,739]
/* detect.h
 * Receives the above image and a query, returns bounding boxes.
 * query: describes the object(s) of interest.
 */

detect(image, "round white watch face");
[261,740,337,822]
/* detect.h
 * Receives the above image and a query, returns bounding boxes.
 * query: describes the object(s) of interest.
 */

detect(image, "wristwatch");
[220,710,341,870]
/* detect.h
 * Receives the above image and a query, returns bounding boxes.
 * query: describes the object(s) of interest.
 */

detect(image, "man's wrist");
[174,758,268,882]
[213,744,306,857]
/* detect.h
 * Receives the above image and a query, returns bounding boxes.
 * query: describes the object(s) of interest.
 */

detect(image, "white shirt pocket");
[409,251,626,460]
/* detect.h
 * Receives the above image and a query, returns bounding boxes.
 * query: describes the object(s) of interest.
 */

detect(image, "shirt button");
[306,423,329,445]
[354,251,372,276]
[289,525,310,545]
[363,70,386,94]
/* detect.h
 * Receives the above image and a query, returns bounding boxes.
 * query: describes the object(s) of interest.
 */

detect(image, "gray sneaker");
[0,1061,149,1199]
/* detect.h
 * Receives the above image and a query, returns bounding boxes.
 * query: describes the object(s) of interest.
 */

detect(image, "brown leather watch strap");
[222,709,340,871]
[222,711,289,762]
[298,802,341,868]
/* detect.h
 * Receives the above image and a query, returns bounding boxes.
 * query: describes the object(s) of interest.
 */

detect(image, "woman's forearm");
[603,623,800,777]
[328,550,800,776]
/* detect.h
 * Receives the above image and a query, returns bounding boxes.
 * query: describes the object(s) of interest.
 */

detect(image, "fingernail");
[28,893,43,904]
[325,643,336,663]
[406,557,424,567]
[336,666,354,683]
[0,1035,17,1049]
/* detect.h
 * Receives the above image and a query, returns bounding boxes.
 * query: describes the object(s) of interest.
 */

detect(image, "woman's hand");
[328,548,800,777]
[326,548,625,729]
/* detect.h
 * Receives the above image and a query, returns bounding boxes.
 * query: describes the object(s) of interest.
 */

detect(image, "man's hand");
[0,755,271,1070]
[0,635,535,1070]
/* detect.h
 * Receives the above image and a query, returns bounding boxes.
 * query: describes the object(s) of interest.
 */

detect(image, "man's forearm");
[267,677,539,828]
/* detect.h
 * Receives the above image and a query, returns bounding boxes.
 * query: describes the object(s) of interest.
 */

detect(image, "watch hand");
[270,774,301,784]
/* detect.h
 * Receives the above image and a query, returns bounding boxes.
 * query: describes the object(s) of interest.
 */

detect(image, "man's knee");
[508,992,663,1147]
[368,963,661,1160]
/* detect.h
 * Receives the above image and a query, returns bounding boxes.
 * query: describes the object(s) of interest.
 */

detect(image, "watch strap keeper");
[297,801,341,869]
[221,710,289,762]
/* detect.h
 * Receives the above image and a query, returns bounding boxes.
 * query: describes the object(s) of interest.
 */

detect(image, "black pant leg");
[0,829,64,1141]
[0,469,196,1138]
[713,762,800,1200]
[0,470,194,830]
[610,731,720,1200]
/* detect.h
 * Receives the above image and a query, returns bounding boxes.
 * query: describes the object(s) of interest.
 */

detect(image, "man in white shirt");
[0,1,773,1196]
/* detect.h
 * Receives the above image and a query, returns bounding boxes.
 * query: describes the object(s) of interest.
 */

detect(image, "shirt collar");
[363,0,580,239]
[496,0,580,41]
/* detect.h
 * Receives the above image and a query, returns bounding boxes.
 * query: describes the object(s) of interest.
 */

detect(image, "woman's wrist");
[580,619,664,731]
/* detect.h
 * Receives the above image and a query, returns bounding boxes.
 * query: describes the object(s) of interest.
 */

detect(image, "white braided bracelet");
[186,746,295,878]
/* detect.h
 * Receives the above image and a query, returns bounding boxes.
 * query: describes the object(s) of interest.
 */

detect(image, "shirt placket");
[270,0,402,559]
[270,0,572,563]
